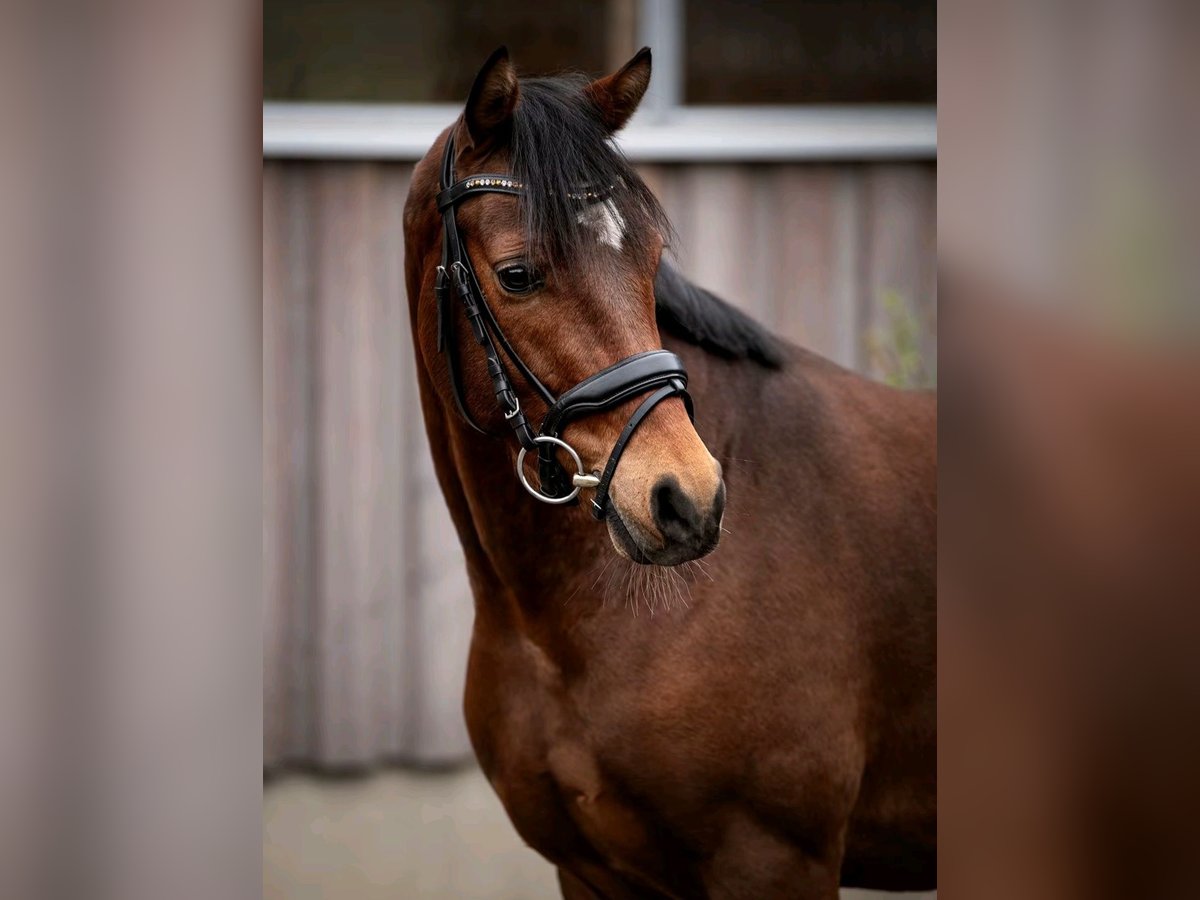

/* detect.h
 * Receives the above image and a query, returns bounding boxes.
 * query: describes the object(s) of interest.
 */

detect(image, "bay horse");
[403,47,936,898]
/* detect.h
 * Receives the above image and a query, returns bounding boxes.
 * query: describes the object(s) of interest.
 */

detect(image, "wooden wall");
[640,163,936,374]
[262,159,936,769]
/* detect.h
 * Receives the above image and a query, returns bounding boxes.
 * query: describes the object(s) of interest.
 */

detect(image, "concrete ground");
[265,767,933,899]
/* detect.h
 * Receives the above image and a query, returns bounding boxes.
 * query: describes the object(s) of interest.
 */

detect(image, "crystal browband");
[458,177,611,202]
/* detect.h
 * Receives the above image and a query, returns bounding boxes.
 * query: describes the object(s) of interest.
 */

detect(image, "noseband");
[433,134,692,518]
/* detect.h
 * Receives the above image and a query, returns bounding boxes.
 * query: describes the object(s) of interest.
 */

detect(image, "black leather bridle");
[433,133,693,518]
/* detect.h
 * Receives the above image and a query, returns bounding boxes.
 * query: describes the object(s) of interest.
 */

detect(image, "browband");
[434,133,692,518]
[437,176,524,212]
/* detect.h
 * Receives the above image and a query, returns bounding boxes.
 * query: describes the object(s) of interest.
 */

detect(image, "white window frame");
[262,0,936,162]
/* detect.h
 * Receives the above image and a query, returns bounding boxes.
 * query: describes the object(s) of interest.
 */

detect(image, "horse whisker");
[668,565,692,609]
[691,559,716,582]
[591,555,617,591]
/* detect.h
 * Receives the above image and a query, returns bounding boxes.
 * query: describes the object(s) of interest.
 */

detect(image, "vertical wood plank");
[835,168,868,371]
[860,164,937,381]
[406,438,474,763]
[313,163,384,764]
[677,165,760,309]
[374,164,413,761]
[268,163,320,765]
[767,167,835,358]
[262,165,286,763]
[745,165,779,327]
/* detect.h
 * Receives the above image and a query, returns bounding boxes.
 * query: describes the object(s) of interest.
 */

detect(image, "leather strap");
[437,175,524,212]
[537,349,692,496]
[541,350,690,436]
[589,382,687,520]
[436,140,546,450]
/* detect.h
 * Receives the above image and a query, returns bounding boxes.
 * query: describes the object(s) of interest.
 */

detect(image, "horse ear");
[463,46,519,150]
[585,47,652,133]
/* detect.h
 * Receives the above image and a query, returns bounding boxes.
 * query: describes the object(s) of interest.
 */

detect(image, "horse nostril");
[711,480,727,526]
[651,477,693,540]
[651,476,722,550]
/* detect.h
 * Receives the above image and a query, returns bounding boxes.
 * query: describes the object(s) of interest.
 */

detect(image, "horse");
[402,46,936,899]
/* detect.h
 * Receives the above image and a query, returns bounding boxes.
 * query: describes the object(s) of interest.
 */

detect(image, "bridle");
[433,133,693,518]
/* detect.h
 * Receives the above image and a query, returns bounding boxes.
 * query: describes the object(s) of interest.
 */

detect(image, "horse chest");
[467,641,674,879]
[493,728,677,892]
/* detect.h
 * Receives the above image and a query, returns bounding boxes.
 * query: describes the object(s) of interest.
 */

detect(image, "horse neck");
[428,394,615,636]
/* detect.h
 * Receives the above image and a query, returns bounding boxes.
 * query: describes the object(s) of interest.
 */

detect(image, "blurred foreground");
[264,767,933,900]
[941,0,1200,897]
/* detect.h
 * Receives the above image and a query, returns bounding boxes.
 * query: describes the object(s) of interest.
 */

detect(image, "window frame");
[261,0,936,162]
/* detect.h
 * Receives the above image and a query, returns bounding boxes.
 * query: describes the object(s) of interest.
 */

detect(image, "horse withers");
[402,46,936,899]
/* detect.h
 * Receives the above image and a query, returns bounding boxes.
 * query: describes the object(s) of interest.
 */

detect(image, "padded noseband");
[433,133,693,518]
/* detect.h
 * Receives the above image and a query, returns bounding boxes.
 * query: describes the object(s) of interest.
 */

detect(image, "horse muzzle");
[607,473,726,567]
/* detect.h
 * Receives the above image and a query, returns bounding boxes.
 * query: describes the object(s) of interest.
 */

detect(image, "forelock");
[507,75,671,269]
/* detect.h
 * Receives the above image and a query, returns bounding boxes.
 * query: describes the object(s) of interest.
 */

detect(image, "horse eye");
[495,263,540,295]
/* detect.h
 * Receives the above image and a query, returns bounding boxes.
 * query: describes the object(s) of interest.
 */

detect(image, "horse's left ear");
[463,46,519,151]
[585,47,652,133]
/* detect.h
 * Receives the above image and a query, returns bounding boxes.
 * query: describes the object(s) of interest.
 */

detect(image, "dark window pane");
[264,0,610,102]
[684,0,935,104]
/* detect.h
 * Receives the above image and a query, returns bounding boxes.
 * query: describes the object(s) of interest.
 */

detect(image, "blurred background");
[263,1,935,896]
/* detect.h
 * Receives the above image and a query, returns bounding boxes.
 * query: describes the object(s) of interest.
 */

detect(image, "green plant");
[867,290,935,389]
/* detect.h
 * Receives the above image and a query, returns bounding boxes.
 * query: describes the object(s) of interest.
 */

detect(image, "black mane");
[509,75,783,370]
[655,263,785,369]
